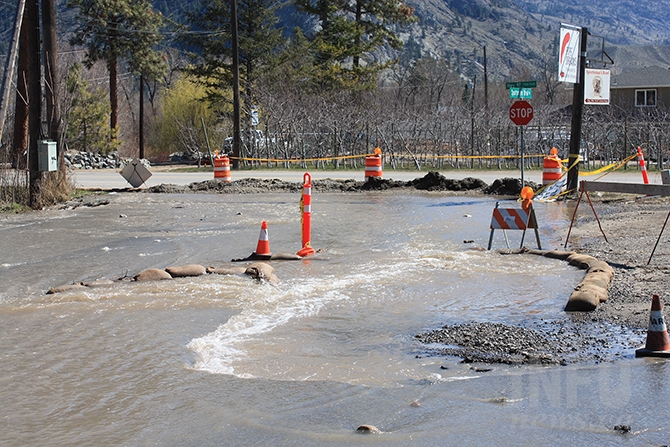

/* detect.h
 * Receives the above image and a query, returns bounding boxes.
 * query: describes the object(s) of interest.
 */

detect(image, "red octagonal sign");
[509,100,534,126]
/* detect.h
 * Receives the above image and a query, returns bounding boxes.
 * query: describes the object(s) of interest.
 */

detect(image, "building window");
[635,89,657,107]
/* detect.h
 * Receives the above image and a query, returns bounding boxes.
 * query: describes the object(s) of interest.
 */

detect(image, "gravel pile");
[415,319,643,366]
[416,322,558,365]
[65,151,149,170]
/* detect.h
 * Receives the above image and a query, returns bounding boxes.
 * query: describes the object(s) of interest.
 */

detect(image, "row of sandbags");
[46,262,278,295]
[499,248,615,312]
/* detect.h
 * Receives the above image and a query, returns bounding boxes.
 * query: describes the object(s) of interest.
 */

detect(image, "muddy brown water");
[1,192,668,446]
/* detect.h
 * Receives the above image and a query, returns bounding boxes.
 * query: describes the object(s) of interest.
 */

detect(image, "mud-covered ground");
[66,171,670,366]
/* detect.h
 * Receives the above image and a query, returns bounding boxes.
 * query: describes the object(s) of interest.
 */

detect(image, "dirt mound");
[485,177,541,195]
[145,171,527,195]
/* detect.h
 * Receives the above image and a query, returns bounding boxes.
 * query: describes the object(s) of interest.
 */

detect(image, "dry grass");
[1,166,75,211]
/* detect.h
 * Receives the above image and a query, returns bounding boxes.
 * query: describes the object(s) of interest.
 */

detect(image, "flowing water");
[1,191,668,446]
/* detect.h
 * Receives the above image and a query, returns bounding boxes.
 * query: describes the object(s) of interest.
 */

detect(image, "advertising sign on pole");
[558,24,582,84]
[584,69,610,105]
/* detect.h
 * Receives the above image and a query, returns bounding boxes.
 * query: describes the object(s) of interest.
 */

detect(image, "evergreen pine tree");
[67,0,166,138]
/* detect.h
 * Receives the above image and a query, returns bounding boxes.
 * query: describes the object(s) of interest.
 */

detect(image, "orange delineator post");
[638,147,649,184]
[297,173,315,257]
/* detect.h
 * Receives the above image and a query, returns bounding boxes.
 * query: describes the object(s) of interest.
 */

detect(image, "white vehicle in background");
[223,129,272,153]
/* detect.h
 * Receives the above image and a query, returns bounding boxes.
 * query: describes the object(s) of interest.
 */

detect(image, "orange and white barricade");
[487,201,541,250]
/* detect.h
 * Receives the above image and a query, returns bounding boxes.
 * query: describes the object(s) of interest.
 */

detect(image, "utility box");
[38,140,58,172]
[662,170,670,185]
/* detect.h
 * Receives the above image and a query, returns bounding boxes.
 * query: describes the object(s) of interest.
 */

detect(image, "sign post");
[509,100,534,186]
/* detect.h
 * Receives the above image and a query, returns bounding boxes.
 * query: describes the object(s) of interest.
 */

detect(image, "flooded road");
[1,191,667,446]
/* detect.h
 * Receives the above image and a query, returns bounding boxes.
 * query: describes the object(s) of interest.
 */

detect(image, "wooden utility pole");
[0,0,26,144]
[12,3,29,169]
[231,0,241,169]
[27,0,42,207]
[42,0,61,148]
[567,27,588,192]
[139,73,145,159]
[483,46,488,111]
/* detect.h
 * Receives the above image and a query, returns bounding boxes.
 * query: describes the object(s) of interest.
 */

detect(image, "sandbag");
[574,282,609,303]
[579,271,612,291]
[566,253,596,269]
[245,262,275,281]
[525,249,546,256]
[46,283,85,294]
[206,266,247,275]
[84,279,116,288]
[587,261,615,279]
[165,264,207,277]
[565,290,600,311]
[134,268,173,281]
[270,253,303,260]
[543,250,575,261]
[497,248,529,255]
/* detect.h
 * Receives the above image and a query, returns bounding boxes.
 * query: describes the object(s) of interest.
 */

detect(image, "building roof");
[611,65,670,89]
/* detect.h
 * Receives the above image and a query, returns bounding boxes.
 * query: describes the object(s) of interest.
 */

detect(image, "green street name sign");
[509,88,532,99]
[505,81,537,89]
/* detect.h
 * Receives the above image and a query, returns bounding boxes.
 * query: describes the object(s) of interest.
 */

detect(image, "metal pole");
[567,26,588,192]
[201,117,214,166]
[520,126,525,187]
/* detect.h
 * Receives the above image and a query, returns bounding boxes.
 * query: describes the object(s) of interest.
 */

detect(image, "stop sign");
[509,100,534,126]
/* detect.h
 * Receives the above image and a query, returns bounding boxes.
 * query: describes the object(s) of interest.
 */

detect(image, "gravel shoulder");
[416,193,670,366]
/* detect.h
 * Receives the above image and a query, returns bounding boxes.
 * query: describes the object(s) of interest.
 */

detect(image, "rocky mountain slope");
[2,0,670,82]
[397,0,670,80]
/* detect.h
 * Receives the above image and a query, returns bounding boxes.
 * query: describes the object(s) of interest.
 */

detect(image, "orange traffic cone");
[635,294,670,358]
[252,220,272,259]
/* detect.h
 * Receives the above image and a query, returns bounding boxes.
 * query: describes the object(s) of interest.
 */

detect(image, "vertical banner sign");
[584,69,610,105]
[251,106,259,126]
[558,24,581,84]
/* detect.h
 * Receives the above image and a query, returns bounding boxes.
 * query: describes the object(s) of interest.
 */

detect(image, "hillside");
[2,0,670,83]
[396,0,670,80]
